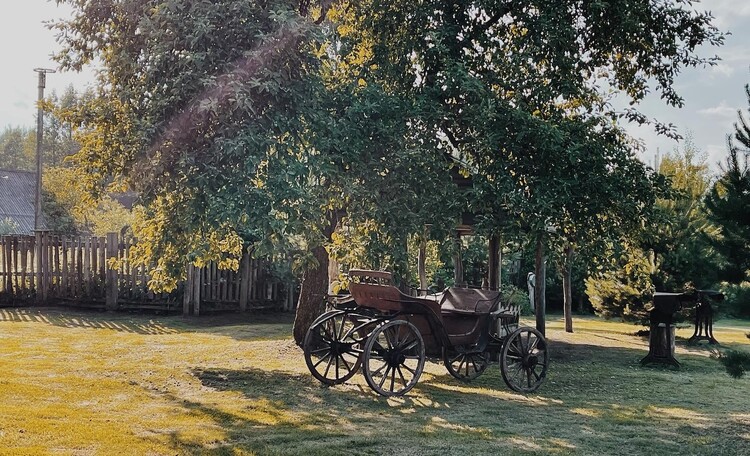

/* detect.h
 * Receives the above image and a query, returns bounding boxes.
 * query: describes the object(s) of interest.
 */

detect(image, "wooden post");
[239,253,251,311]
[534,234,547,336]
[35,230,49,304]
[453,233,464,286]
[488,235,500,291]
[193,266,201,316]
[105,232,119,311]
[418,237,427,295]
[183,263,194,315]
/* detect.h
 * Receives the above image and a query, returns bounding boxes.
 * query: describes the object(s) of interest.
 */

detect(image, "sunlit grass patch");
[0,308,749,455]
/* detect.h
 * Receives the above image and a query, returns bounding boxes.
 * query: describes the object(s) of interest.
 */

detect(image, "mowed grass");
[0,308,749,456]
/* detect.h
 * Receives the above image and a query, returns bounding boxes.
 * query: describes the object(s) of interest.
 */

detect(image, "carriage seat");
[439,288,501,316]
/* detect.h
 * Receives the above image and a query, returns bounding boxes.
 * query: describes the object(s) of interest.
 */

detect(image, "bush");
[719,278,750,318]
[586,246,655,323]
[715,350,750,379]
[500,283,532,316]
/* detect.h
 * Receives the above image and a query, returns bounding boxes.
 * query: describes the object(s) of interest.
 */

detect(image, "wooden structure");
[640,292,694,368]
[0,169,46,234]
[0,232,294,314]
[304,269,547,397]
[688,290,724,345]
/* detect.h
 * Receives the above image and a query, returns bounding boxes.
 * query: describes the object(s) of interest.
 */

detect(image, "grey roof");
[0,168,46,234]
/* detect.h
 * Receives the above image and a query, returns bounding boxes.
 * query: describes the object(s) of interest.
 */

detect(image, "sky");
[1,0,749,173]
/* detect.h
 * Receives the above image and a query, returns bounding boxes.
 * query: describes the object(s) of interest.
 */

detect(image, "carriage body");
[303,269,547,396]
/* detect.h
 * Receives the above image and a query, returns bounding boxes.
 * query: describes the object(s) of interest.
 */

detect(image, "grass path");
[0,308,748,455]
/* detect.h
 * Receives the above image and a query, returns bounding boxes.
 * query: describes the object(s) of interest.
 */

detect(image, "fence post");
[34,230,49,304]
[193,266,201,316]
[105,232,119,311]
[239,253,251,312]
[183,264,193,315]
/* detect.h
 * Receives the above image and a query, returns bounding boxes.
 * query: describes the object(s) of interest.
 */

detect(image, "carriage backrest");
[440,287,501,314]
[348,269,393,285]
[348,281,444,316]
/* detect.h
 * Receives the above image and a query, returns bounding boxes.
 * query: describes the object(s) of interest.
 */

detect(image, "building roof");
[0,168,46,234]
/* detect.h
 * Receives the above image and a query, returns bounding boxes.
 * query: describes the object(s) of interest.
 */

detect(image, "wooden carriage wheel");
[362,320,425,397]
[500,327,548,393]
[303,310,364,385]
[443,349,490,382]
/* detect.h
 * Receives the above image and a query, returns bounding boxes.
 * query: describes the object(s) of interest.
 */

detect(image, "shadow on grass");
[0,306,294,339]
[161,356,750,455]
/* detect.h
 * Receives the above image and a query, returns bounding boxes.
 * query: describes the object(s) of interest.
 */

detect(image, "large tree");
[333,0,723,333]
[705,83,750,283]
[53,0,455,343]
[53,0,723,339]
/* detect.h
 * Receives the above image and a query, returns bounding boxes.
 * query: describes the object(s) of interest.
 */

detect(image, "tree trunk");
[563,244,575,333]
[488,235,500,290]
[418,237,427,295]
[292,212,341,346]
[534,235,546,336]
[292,244,329,346]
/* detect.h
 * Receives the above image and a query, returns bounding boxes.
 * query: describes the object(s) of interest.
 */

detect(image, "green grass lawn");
[0,308,748,455]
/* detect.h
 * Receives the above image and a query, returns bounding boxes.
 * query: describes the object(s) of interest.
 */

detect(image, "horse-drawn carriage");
[303,269,548,397]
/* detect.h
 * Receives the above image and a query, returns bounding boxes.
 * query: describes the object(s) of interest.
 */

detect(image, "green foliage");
[500,283,532,316]
[705,85,750,283]
[41,190,77,235]
[647,137,722,290]
[42,85,88,167]
[43,166,132,236]
[715,350,750,379]
[0,218,20,235]
[719,278,750,318]
[0,126,35,171]
[52,0,724,297]
[585,245,656,322]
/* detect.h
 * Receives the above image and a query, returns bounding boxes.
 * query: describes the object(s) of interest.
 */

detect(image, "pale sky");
[1,0,749,173]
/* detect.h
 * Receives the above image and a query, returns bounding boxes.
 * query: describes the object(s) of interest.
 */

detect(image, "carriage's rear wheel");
[500,327,548,393]
[362,320,425,397]
[303,310,363,385]
[444,349,490,382]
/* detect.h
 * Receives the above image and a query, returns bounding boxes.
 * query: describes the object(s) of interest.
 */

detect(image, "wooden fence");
[0,232,296,315]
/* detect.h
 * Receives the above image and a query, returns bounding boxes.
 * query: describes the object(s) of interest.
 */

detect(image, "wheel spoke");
[323,354,335,378]
[396,366,409,387]
[400,338,418,352]
[389,368,396,392]
[528,335,539,352]
[370,360,388,377]
[313,352,331,369]
[401,363,417,375]
[339,354,353,372]
[378,366,392,389]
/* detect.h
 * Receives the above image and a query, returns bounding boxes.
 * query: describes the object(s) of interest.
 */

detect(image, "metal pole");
[33,68,55,231]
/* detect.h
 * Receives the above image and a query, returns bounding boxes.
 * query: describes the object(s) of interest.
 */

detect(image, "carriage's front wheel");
[303,310,363,385]
[444,348,490,382]
[362,320,425,397]
[500,327,548,393]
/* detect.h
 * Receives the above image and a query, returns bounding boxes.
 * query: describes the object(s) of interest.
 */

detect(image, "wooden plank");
[29,237,35,292]
[106,233,119,310]
[53,235,61,295]
[193,266,202,316]
[240,252,252,312]
[183,264,193,315]
[20,237,28,291]
[99,236,106,287]
[76,237,83,298]
[83,236,91,296]
[62,238,68,294]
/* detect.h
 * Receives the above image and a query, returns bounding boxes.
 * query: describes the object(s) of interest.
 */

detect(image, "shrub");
[586,246,655,323]
[715,350,750,379]
[719,278,750,318]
